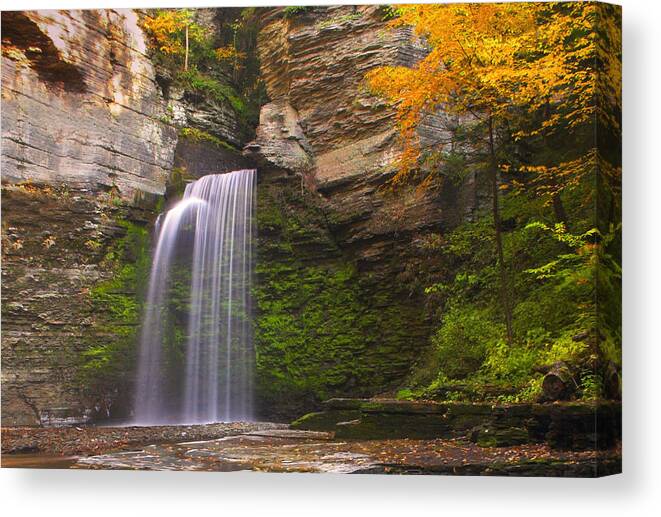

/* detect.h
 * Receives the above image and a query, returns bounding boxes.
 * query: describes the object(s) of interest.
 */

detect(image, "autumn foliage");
[141,9,208,66]
[366,2,621,199]
[367,2,621,391]
[141,9,249,74]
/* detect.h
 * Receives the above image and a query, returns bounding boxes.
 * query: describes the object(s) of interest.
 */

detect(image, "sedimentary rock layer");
[1,9,176,200]
[1,10,174,424]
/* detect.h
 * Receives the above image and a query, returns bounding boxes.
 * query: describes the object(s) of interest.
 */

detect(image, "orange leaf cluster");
[366,3,621,194]
[214,45,246,62]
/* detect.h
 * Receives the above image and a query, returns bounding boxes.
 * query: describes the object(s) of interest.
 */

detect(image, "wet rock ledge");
[291,398,622,450]
[1,422,286,457]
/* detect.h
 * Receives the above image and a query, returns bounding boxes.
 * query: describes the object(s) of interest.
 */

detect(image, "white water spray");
[133,170,256,424]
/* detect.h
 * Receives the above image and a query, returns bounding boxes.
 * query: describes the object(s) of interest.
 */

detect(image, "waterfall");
[133,170,256,425]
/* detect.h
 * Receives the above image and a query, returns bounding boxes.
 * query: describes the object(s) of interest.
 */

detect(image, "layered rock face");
[1,186,153,425]
[249,7,480,418]
[251,6,478,270]
[1,9,176,198]
[1,9,175,425]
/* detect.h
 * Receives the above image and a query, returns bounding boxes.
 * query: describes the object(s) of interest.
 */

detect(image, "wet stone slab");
[74,431,367,473]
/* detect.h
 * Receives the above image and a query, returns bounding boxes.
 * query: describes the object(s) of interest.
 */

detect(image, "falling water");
[133,170,256,425]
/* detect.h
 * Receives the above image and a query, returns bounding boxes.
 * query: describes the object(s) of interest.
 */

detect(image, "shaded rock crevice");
[1,11,87,93]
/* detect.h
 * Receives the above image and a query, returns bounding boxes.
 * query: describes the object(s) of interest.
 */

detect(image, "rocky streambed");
[1,400,621,476]
[1,422,620,476]
[70,429,620,476]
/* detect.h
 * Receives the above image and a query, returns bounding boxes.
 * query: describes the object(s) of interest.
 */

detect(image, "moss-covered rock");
[322,398,371,411]
[471,425,531,448]
[0,184,157,425]
[78,218,152,419]
[254,174,430,419]
[290,398,621,449]
[334,413,452,440]
[290,410,361,431]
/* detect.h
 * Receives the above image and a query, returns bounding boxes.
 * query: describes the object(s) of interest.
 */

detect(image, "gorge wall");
[249,6,479,418]
[1,9,175,425]
[1,9,249,425]
[1,6,479,424]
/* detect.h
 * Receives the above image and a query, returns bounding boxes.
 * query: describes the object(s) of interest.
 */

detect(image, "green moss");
[255,182,426,418]
[166,166,191,198]
[255,257,421,414]
[255,263,372,399]
[333,413,451,440]
[473,426,530,448]
[316,12,363,30]
[282,6,313,19]
[396,388,418,401]
[78,219,151,404]
[290,410,360,431]
[178,127,238,152]
[177,69,247,118]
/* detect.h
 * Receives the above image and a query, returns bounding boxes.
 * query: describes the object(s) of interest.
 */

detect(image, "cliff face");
[249,6,479,418]
[0,9,177,425]
[251,6,477,268]
[1,10,176,198]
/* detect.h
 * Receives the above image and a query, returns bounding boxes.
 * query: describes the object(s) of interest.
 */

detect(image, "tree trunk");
[184,24,189,71]
[543,98,569,227]
[541,361,576,401]
[552,193,569,227]
[488,116,514,345]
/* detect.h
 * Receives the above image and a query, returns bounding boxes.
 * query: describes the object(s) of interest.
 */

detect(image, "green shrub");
[395,388,418,401]
[433,306,503,379]
[540,332,591,366]
[283,6,313,19]
[511,285,576,339]
[177,69,246,115]
[403,198,621,403]
[495,377,544,403]
[482,340,539,384]
[579,371,603,400]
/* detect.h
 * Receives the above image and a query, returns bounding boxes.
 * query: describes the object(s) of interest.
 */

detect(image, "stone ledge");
[292,398,621,450]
